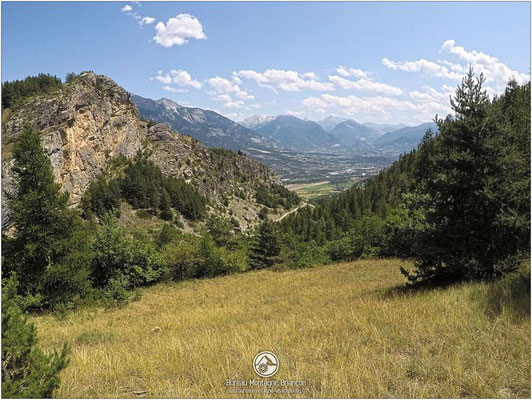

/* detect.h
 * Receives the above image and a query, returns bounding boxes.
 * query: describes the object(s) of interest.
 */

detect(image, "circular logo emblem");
[253,351,279,377]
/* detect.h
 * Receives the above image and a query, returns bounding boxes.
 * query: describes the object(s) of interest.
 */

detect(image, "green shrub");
[156,224,181,248]
[101,275,131,308]
[90,215,168,290]
[281,239,329,268]
[162,238,203,280]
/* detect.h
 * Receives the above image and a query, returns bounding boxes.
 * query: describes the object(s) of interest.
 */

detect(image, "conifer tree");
[1,275,69,398]
[250,221,281,269]
[159,188,173,221]
[4,125,91,306]
[405,67,530,284]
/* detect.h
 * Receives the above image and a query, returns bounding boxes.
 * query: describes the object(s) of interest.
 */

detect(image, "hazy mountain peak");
[158,97,180,111]
[240,114,276,130]
[317,116,349,131]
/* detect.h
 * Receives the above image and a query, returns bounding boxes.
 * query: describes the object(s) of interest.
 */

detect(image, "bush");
[162,238,203,280]
[156,224,181,248]
[101,275,131,308]
[280,239,330,268]
[90,215,168,290]
[162,234,248,280]
[2,276,69,398]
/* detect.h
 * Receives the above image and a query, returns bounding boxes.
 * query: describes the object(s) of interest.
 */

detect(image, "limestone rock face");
[3,72,145,204]
[2,72,281,231]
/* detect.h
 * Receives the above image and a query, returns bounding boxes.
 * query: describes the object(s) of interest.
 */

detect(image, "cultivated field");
[286,181,353,200]
[33,259,530,398]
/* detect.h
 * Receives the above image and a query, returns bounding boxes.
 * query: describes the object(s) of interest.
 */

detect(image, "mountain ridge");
[131,95,277,152]
[2,72,293,231]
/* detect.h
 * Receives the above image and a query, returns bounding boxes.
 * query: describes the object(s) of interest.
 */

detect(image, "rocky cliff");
[2,72,283,230]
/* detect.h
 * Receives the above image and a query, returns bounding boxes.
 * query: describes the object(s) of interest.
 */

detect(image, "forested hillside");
[279,69,530,284]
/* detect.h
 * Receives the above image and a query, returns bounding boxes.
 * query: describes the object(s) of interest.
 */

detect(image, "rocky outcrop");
[1,72,283,230]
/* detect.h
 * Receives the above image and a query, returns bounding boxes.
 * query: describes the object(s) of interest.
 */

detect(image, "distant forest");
[1,73,63,109]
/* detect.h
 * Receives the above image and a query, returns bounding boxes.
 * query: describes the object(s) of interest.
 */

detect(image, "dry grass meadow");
[32,259,530,398]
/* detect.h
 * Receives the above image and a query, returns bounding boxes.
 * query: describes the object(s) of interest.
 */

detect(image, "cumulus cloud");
[206,76,253,100]
[409,85,452,103]
[121,4,133,12]
[336,66,369,80]
[153,14,206,47]
[382,40,529,94]
[441,39,529,89]
[153,69,202,89]
[206,76,253,109]
[382,57,463,80]
[328,75,402,96]
[235,69,334,92]
[139,16,155,25]
[302,90,451,123]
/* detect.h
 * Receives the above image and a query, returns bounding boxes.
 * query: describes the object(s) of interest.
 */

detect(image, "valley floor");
[33,259,530,398]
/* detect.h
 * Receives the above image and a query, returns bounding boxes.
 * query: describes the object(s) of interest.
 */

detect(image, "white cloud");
[121,4,133,12]
[336,66,369,80]
[224,100,245,109]
[154,69,202,89]
[235,69,334,92]
[382,40,529,95]
[153,14,206,47]
[206,76,253,109]
[162,85,188,94]
[139,16,155,25]
[409,85,452,103]
[206,76,253,100]
[328,75,402,96]
[382,57,463,80]
[441,39,530,90]
[302,91,450,123]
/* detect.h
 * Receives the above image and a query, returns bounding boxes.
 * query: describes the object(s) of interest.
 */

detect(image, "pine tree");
[1,275,69,398]
[250,221,281,269]
[4,125,91,306]
[404,68,530,284]
[159,188,173,221]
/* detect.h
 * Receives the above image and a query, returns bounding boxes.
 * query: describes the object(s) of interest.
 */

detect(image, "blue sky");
[2,1,530,124]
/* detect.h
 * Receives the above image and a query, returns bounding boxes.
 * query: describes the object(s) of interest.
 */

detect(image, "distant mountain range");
[362,122,409,135]
[253,115,343,153]
[131,96,437,158]
[373,122,438,153]
[316,116,349,132]
[131,95,276,152]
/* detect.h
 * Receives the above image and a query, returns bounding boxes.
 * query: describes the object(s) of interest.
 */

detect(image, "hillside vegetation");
[32,259,530,398]
[280,69,530,283]
[1,69,529,398]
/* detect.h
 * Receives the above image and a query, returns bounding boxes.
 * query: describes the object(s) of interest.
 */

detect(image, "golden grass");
[33,259,530,398]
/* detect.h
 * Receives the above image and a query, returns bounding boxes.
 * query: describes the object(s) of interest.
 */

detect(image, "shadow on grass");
[383,262,530,319]
[483,263,530,319]
[381,282,447,299]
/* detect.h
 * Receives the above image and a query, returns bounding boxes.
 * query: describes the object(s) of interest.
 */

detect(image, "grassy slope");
[33,259,530,398]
